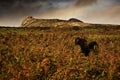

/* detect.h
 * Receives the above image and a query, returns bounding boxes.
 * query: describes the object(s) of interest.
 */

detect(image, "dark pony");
[75,37,99,56]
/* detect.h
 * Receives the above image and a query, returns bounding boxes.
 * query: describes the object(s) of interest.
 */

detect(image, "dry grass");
[0,26,120,80]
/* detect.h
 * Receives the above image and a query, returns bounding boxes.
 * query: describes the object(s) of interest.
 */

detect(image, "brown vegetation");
[0,25,120,80]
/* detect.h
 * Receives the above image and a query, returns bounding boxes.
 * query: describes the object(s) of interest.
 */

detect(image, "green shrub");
[72,26,80,31]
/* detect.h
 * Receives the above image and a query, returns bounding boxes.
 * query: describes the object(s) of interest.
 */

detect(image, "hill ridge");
[20,16,84,27]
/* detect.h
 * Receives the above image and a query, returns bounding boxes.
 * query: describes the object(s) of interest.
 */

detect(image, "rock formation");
[68,18,83,22]
[20,16,84,27]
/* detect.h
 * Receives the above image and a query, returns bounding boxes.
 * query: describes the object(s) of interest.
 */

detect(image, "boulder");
[68,18,83,22]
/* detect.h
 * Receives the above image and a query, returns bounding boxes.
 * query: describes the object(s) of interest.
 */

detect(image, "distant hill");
[20,16,86,27]
[20,16,120,29]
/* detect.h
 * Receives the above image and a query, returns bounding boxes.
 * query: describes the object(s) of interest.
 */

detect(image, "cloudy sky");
[0,0,120,26]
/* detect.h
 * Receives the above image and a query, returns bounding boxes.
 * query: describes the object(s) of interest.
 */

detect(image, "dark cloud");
[0,0,72,15]
[0,0,75,26]
[0,0,120,26]
[0,0,77,21]
[0,0,98,20]
[113,0,120,4]
[75,0,97,6]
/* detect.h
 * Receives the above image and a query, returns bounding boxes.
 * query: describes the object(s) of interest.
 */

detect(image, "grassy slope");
[0,26,120,80]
